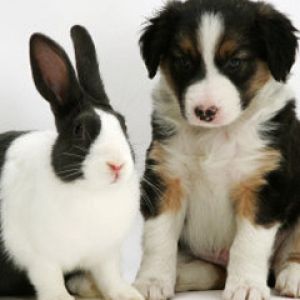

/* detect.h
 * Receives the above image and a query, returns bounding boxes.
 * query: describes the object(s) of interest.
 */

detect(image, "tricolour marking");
[245,61,271,102]
[231,148,281,222]
[148,141,185,214]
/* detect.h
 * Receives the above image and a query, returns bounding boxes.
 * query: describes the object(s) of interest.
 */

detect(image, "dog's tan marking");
[179,37,198,57]
[148,141,185,213]
[218,38,238,58]
[231,149,281,222]
[161,177,183,213]
[246,61,271,99]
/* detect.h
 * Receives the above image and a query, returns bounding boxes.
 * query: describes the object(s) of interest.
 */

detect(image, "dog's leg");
[175,251,226,292]
[223,217,278,300]
[274,221,300,298]
[135,141,187,300]
[134,208,187,300]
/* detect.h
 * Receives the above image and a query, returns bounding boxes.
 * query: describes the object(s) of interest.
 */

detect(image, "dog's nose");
[194,105,219,122]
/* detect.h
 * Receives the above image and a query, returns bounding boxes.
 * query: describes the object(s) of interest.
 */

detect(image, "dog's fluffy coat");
[135,0,300,299]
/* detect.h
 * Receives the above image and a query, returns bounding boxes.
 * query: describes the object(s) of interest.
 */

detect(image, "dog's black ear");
[139,1,182,79]
[255,2,298,82]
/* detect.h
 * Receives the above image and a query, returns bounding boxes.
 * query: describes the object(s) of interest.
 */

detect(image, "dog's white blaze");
[200,13,223,75]
[185,13,241,127]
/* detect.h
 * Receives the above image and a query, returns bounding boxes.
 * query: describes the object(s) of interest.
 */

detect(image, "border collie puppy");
[134,0,299,299]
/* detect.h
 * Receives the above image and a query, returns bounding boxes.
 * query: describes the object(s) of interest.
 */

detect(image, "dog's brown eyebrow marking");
[178,36,198,57]
[231,148,281,223]
[218,38,239,58]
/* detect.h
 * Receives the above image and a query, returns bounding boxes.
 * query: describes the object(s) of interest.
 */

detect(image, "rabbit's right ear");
[70,25,110,107]
[30,34,81,116]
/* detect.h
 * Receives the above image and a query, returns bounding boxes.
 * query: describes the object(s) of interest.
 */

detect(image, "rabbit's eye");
[73,123,84,139]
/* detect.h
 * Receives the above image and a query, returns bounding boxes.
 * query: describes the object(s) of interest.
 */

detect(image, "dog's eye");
[225,58,242,71]
[175,56,193,72]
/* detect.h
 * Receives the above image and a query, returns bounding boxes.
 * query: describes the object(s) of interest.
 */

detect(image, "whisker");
[62,152,85,159]
[62,171,83,179]
[85,130,92,143]
[57,168,81,175]
[142,175,164,197]
[62,163,82,168]
[73,145,88,153]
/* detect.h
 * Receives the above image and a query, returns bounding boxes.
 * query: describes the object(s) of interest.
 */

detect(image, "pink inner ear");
[34,41,69,104]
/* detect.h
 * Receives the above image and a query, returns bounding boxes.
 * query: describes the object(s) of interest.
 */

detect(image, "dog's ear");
[255,2,298,82]
[139,1,182,79]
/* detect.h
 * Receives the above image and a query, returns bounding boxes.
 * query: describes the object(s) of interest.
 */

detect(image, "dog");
[134,0,299,299]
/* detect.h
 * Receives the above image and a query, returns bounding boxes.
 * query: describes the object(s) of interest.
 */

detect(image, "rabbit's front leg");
[27,260,74,300]
[90,251,144,300]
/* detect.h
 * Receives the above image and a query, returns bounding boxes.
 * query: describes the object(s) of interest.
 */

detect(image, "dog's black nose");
[194,105,218,122]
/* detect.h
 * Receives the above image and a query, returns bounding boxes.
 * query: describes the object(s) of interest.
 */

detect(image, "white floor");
[0,291,291,299]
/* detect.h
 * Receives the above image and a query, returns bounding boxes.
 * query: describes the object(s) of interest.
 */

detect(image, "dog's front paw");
[275,262,300,298]
[104,283,144,300]
[223,276,270,300]
[134,277,174,300]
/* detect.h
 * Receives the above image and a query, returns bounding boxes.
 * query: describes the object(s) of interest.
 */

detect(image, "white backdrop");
[0,1,300,299]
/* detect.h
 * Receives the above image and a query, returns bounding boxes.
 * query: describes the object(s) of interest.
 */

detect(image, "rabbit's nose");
[107,162,124,175]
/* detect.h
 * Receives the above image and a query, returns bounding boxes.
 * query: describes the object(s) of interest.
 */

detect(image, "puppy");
[134,0,299,299]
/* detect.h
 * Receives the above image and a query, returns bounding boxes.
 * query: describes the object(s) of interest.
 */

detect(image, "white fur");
[276,263,300,298]
[224,218,279,300]
[0,110,143,300]
[134,208,187,299]
[185,14,242,127]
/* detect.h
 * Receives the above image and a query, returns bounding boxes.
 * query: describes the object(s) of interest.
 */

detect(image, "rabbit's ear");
[70,25,110,107]
[30,33,81,116]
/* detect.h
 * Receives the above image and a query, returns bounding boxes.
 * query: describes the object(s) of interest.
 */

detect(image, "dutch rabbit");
[0,25,143,300]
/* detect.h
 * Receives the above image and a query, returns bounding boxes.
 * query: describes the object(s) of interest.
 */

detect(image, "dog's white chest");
[166,124,266,263]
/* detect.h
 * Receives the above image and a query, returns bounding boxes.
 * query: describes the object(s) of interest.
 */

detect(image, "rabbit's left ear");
[30,33,82,116]
[71,25,110,107]
[255,2,298,82]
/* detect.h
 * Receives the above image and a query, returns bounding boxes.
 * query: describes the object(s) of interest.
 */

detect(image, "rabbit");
[0,25,144,300]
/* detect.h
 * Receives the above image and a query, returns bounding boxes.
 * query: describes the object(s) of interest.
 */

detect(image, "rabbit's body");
[0,26,144,300]
[1,128,139,273]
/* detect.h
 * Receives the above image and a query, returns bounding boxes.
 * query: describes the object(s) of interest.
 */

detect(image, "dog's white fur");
[0,110,143,300]
[135,13,294,300]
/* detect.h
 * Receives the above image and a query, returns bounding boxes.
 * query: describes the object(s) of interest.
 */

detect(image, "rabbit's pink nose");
[107,162,123,174]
